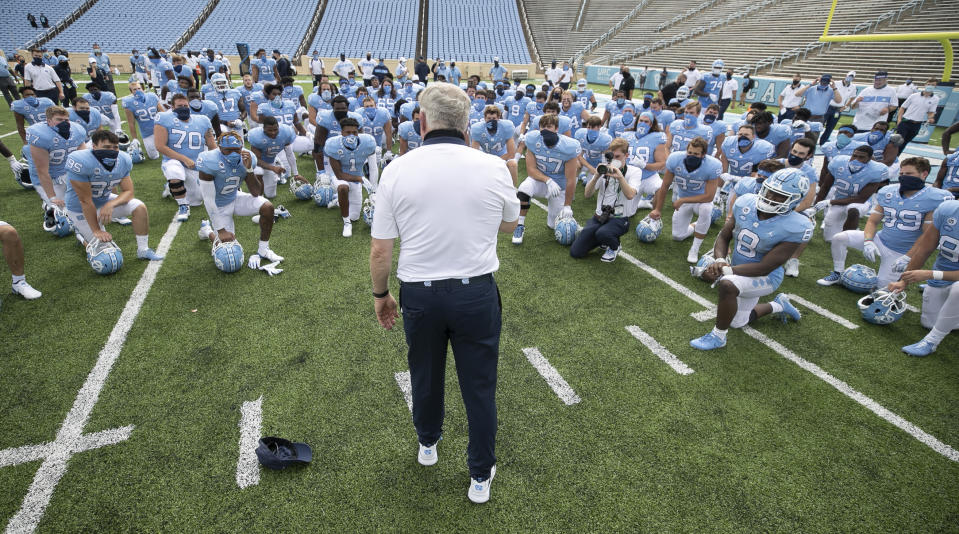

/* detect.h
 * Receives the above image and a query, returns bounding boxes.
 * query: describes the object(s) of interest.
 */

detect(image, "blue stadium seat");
[310,0,418,59]
[185,0,317,56]
[0,0,86,57]
[427,0,530,64]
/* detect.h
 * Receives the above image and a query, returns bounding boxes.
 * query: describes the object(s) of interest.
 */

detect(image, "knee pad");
[517,191,530,204]
[169,180,186,196]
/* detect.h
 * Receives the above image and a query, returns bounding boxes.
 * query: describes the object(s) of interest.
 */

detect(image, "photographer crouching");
[570,138,640,262]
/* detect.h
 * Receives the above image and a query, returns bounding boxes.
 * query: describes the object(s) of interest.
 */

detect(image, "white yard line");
[394,371,413,413]
[625,326,694,375]
[4,219,182,534]
[785,294,860,330]
[235,397,263,489]
[522,348,581,405]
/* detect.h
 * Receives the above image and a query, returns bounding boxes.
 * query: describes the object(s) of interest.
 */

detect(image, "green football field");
[0,81,957,532]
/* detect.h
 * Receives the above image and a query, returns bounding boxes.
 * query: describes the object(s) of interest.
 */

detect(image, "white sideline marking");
[905,303,920,313]
[236,397,263,489]
[625,326,694,375]
[0,121,127,140]
[691,309,716,322]
[527,200,958,462]
[0,426,134,469]
[394,371,413,413]
[522,348,581,405]
[785,294,859,330]
[4,219,182,534]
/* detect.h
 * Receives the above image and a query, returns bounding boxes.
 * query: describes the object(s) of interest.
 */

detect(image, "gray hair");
[419,83,470,133]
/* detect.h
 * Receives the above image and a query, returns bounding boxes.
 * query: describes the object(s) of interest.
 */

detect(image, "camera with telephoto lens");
[596,152,616,175]
[597,204,616,224]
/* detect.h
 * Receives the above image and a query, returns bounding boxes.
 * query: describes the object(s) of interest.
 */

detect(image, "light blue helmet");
[44,207,74,237]
[711,203,724,225]
[362,195,375,226]
[690,250,717,279]
[313,179,337,207]
[16,159,34,189]
[757,168,809,214]
[841,264,878,294]
[289,178,314,200]
[86,239,123,275]
[211,73,229,92]
[712,59,725,73]
[129,147,145,164]
[858,289,907,325]
[212,240,244,273]
[554,217,578,246]
[635,215,662,243]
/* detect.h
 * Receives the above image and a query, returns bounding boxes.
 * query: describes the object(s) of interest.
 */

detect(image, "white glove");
[720,173,739,184]
[546,180,563,199]
[375,146,382,158]
[892,255,911,273]
[231,119,244,129]
[863,240,879,263]
[559,206,574,220]
[8,156,23,175]
[815,200,830,212]
[802,207,817,220]
[630,156,647,169]
[248,254,284,276]
[248,254,262,270]
[362,177,375,193]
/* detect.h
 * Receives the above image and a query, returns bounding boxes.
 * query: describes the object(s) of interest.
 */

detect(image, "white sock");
[924,327,948,346]
[518,215,526,225]
[12,274,25,285]
[258,240,270,255]
[769,301,784,315]
[175,197,188,206]
[342,217,351,224]
[712,326,727,340]
[136,235,149,252]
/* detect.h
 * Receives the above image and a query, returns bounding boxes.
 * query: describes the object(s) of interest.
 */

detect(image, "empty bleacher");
[309,0,419,59]
[426,0,530,63]
[184,0,317,56]
[523,0,641,67]
[0,0,86,57]
[578,0,688,66]
[47,0,208,52]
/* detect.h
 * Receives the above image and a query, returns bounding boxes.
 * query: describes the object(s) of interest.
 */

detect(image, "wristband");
[373,288,390,298]
[722,266,734,276]
[933,270,944,281]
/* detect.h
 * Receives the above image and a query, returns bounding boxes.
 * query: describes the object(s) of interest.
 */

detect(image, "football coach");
[369,82,520,504]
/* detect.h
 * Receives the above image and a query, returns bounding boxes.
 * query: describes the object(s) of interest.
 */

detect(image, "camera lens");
[596,164,608,175]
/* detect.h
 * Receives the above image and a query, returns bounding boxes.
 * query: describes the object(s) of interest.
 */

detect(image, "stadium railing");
[22,0,97,51]
[569,0,651,71]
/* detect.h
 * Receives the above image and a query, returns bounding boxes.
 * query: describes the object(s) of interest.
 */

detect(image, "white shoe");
[636,199,653,209]
[12,280,42,300]
[161,183,171,199]
[251,215,260,224]
[327,197,339,209]
[198,220,213,241]
[342,221,352,237]
[785,258,800,277]
[418,441,438,466]
[468,465,496,504]
[687,247,699,263]
[258,248,284,263]
[111,217,132,226]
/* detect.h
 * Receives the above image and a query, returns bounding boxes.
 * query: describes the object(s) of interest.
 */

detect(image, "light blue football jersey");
[398,101,417,122]
[397,121,423,150]
[247,124,296,164]
[721,136,775,177]
[574,128,613,167]
[733,176,763,197]
[668,119,713,152]
[359,107,391,146]
[525,131,581,188]
[525,101,546,120]
[730,194,813,288]
[930,200,959,287]
[69,108,103,139]
[164,80,188,100]
[608,113,637,138]
[376,92,397,117]
[470,120,515,157]
[942,151,959,191]
[650,108,675,129]
[121,92,162,136]
[776,159,818,186]
[307,92,333,114]
[13,97,55,124]
[198,58,224,78]
[665,151,722,198]
[827,155,889,200]
[63,149,134,212]
[574,89,594,107]
[324,134,377,178]
[530,114,572,135]
[206,89,244,122]
[190,100,219,122]
[257,100,298,127]
[155,111,213,162]
[195,148,258,208]
[254,58,277,82]
[82,91,118,120]
[875,185,951,254]
[26,122,88,183]
[317,110,366,136]
[705,119,726,153]
[605,99,636,116]
[756,123,791,150]
[852,131,895,163]
[821,138,867,160]
[238,83,264,107]
[698,73,724,106]
[623,131,666,181]
[560,101,587,130]
[505,96,531,126]
[281,84,304,106]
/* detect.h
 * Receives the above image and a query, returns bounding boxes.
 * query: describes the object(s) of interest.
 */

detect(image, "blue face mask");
[24,96,38,106]
[225,152,242,166]
[92,149,118,170]
[622,112,634,124]
[53,120,71,138]
[189,99,203,111]
[134,90,145,101]
[787,153,804,167]
[616,98,625,106]
[413,120,421,136]
[898,174,925,195]
[684,115,698,128]
[836,134,852,148]
[586,130,598,143]
[271,96,283,108]
[847,159,865,173]
[486,119,498,134]
[635,122,650,136]
[535,102,544,110]
[684,155,703,172]
[474,100,486,110]
[321,90,331,100]
[365,107,377,120]
[343,135,359,150]
[738,136,752,149]
[76,109,91,122]
[924,85,935,94]
[174,107,191,121]
[703,115,716,124]
[867,131,883,145]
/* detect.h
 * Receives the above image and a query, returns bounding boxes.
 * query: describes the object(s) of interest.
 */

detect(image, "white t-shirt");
[545,67,562,84]
[358,59,376,79]
[895,83,918,100]
[371,138,520,282]
[721,78,739,99]
[683,69,702,89]
[593,165,642,217]
[831,82,858,108]
[309,58,325,75]
[333,60,355,79]
[559,68,573,84]
[899,92,940,122]
[779,84,804,109]
[853,85,897,130]
[24,63,60,90]
[609,72,624,90]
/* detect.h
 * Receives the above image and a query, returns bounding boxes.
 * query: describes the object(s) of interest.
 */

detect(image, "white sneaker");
[468,465,496,504]
[198,220,213,241]
[251,215,260,224]
[111,217,132,226]
[161,183,171,199]
[342,221,352,237]
[785,258,800,277]
[258,248,284,263]
[636,199,653,209]
[600,246,619,262]
[327,197,339,209]
[12,280,42,300]
[687,247,699,263]
[417,442,438,466]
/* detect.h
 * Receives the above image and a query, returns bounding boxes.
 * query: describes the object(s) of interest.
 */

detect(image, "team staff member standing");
[24,49,63,104]
[370,83,519,504]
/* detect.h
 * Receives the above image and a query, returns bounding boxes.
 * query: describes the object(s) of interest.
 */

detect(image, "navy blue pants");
[895,119,923,149]
[570,215,629,258]
[820,107,840,146]
[400,274,501,479]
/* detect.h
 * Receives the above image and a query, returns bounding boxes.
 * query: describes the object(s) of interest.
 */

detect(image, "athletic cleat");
[327,197,339,209]
[600,246,619,263]
[511,224,525,244]
[468,465,496,504]
[636,199,653,210]
[690,332,726,350]
[785,258,799,277]
[418,441,438,466]
[817,271,842,286]
[902,340,937,357]
[251,215,261,224]
[11,280,42,300]
[175,204,190,222]
[198,220,213,241]
[687,248,699,263]
[136,248,164,261]
[258,248,284,263]
[342,221,352,237]
[111,217,132,226]
[274,205,291,219]
[773,293,801,323]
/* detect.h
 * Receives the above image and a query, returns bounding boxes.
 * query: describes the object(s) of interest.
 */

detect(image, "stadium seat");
[1,0,86,57]
[184,0,317,56]
[427,1,531,64]
[309,0,419,59]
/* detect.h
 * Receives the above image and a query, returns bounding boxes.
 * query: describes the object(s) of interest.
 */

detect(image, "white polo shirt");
[371,134,520,282]
[721,78,739,99]
[779,84,804,109]
[24,63,60,91]
[830,82,858,108]
[899,92,939,122]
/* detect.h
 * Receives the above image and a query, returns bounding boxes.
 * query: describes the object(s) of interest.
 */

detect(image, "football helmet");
[676,86,690,100]
[635,216,662,243]
[86,239,123,275]
[690,250,717,279]
[757,168,808,214]
[127,138,145,163]
[312,177,336,207]
[840,264,878,294]
[710,202,724,225]
[553,217,578,246]
[16,159,34,189]
[211,73,229,92]
[362,194,375,226]
[858,289,907,325]
[212,240,244,273]
[117,132,132,152]
[711,59,725,74]
[43,206,74,237]
[289,178,314,200]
